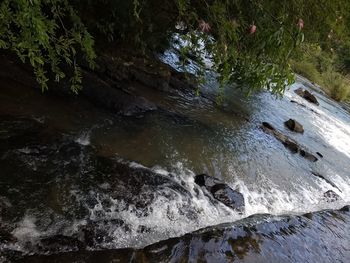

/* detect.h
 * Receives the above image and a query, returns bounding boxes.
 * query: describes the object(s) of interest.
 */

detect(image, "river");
[0,54,349,262]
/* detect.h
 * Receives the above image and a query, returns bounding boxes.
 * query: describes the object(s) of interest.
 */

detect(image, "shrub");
[1,0,349,94]
[0,0,96,93]
[322,71,350,101]
[290,60,323,85]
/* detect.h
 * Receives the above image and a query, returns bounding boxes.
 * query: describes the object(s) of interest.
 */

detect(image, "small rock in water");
[262,122,275,131]
[262,122,318,161]
[303,90,319,105]
[311,172,341,191]
[316,152,323,158]
[194,174,222,188]
[284,119,304,133]
[282,139,299,153]
[194,174,244,212]
[211,184,245,212]
[323,190,341,203]
[300,150,318,162]
[294,88,319,105]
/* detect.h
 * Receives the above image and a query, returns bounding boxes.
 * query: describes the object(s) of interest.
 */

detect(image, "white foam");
[75,130,91,146]
[12,215,41,243]
[64,160,348,249]
[6,157,350,253]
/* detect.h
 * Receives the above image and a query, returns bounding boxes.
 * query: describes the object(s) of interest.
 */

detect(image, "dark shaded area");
[0,48,197,119]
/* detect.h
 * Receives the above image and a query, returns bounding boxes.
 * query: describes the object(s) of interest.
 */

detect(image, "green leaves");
[169,0,349,95]
[0,0,348,97]
[0,0,95,92]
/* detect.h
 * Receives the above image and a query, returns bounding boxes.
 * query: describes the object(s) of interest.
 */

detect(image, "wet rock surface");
[17,207,350,263]
[37,235,85,253]
[0,51,159,118]
[261,122,318,161]
[0,115,203,258]
[194,174,245,212]
[311,172,341,192]
[284,119,304,133]
[294,87,320,105]
[92,53,197,94]
[80,70,157,117]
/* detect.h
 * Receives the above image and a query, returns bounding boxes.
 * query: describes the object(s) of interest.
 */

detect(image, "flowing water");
[0,58,350,261]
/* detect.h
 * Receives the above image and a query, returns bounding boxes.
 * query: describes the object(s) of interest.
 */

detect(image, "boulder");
[194,174,245,212]
[294,88,319,105]
[323,190,341,203]
[284,119,304,133]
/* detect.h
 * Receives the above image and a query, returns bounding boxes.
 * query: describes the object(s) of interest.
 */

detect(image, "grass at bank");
[290,45,350,102]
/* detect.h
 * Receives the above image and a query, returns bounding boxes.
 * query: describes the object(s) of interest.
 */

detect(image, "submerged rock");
[323,190,341,202]
[261,122,318,161]
[290,100,320,115]
[194,174,244,212]
[294,88,319,105]
[79,219,131,248]
[300,150,318,162]
[311,172,341,192]
[38,235,85,253]
[0,226,17,244]
[284,119,304,133]
[282,139,299,153]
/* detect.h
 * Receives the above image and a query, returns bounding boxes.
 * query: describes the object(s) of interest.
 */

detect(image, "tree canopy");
[1,0,349,94]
